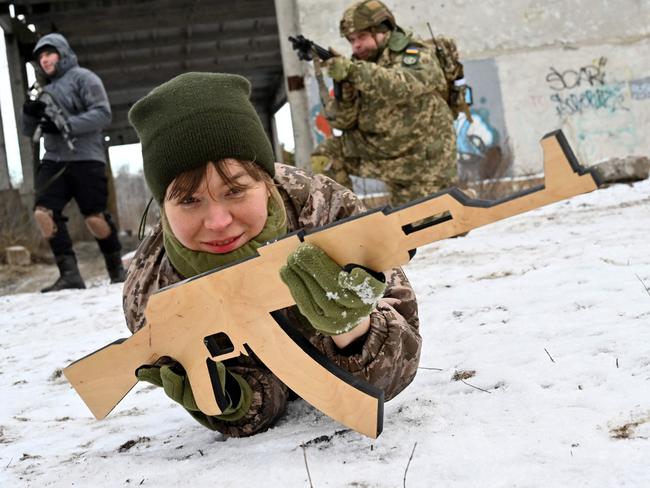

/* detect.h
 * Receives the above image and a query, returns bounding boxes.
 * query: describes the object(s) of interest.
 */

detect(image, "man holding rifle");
[310,0,457,206]
[21,33,125,292]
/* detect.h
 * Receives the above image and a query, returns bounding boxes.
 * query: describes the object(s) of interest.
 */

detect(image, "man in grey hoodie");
[22,33,125,292]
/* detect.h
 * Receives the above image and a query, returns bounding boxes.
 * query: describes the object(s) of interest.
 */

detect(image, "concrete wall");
[287,0,650,176]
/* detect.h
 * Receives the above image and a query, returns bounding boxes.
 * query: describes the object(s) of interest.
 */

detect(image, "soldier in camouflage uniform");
[124,72,421,437]
[311,0,457,206]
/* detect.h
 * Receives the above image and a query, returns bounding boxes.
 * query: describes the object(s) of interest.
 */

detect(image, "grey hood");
[33,33,78,78]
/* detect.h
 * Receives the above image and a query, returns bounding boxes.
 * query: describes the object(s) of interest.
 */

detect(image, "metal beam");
[70,21,279,55]
[98,55,283,90]
[25,2,276,37]
[78,35,281,72]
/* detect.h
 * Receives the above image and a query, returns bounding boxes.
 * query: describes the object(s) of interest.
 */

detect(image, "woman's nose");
[203,202,233,230]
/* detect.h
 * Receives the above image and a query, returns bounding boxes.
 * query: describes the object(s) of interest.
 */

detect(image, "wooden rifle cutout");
[63,130,600,439]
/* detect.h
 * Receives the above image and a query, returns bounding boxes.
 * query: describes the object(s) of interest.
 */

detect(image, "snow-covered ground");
[2,179,649,487]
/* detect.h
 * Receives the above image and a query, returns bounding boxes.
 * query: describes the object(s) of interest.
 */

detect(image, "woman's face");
[163,159,269,254]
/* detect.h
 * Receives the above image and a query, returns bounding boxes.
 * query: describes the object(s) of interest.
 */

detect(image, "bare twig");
[301,445,314,488]
[403,442,418,488]
[636,274,650,297]
[544,348,556,363]
[460,379,492,394]
[418,366,444,371]
[616,357,619,368]
[5,457,13,469]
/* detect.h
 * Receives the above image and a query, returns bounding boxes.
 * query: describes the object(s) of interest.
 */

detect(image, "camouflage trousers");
[312,133,458,207]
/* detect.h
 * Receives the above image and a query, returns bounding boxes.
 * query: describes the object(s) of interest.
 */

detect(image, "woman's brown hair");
[165,159,273,203]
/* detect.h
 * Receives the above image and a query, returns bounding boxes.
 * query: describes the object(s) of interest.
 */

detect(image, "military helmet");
[339,0,396,37]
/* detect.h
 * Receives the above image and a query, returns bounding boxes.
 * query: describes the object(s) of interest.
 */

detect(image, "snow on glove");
[136,359,252,421]
[279,242,386,336]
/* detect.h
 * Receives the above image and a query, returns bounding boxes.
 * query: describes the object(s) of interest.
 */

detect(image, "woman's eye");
[225,187,245,198]
[179,196,199,205]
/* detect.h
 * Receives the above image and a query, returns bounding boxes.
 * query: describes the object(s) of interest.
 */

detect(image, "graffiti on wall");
[546,57,630,116]
[454,58,510,181]
[550,84,629,116]
[545,56,607,91]
[544,56,646,160]
[455,103,500,170]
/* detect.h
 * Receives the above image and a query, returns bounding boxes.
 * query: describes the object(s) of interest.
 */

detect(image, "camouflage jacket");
[122,164,421,437]
[327,29,453,160]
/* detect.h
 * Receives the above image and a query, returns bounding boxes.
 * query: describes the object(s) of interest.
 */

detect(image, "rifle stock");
[63,332,158,419]
[64,130,599,438]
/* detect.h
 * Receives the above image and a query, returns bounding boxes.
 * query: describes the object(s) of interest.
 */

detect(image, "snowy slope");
[1,180,649,488]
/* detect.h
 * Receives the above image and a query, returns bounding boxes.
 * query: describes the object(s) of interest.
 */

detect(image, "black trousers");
[35,159,121,256]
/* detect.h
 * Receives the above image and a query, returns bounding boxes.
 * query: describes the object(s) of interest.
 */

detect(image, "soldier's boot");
[103,251,126,284]
[41,254,86,293]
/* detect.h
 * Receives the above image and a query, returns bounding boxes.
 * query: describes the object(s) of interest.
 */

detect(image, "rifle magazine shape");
[63,130,599,439]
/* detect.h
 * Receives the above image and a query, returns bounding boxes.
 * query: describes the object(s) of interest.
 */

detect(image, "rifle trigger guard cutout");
[204,332,234,357]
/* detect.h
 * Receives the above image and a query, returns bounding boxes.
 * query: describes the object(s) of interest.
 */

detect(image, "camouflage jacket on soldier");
[123,163,421,437]
[327,29,453,160]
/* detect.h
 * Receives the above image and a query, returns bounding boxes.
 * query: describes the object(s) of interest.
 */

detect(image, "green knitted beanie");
[128,72,275,202]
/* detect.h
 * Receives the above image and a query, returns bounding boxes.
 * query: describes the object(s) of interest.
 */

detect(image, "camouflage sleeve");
[274,163,366,229]
[348,46,447,100]
[309,266,421,401]
[326,81,361,130]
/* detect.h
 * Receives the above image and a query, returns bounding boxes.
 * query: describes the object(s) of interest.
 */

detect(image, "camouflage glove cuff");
[280,242,386,336]
[325,56,352,82]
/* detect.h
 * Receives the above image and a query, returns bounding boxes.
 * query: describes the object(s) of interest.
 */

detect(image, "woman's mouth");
[201,234,244,254]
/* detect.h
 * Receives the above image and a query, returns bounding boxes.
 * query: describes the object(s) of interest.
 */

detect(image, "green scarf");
[162,190,287,279]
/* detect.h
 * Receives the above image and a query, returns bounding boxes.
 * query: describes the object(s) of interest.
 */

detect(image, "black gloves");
[23,99,60,134]
[39,119,59,134]
[23,99,46,119]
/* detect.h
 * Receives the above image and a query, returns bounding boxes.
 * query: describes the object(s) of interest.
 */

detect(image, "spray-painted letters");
[546,57,607,91]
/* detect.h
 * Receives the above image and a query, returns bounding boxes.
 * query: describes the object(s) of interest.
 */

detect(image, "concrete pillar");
[0,101,10,190]
[4,29,35,195]
[273,0,314,170]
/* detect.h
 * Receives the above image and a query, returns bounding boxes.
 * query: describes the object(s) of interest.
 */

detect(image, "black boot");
[41,254,86,293]
[103,251,126,284]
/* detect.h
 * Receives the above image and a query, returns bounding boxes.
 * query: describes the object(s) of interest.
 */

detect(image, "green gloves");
[311,154,331,173]
[136,360,252,423]
[280,243,386,336]
[325,56,352,82]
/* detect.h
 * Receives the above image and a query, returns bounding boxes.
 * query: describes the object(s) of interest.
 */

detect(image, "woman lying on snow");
[123,72,421,437]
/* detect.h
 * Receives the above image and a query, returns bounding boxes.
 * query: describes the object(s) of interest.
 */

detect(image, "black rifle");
[28,82,76,153]
[288,35,343,100]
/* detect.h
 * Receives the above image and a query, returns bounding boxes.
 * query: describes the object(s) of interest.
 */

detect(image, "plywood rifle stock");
[64,130,600,438]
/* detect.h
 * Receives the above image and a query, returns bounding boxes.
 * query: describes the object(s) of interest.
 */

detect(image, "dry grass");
[452,370,476,381]
[0,189,47,262]
[610,417,649,439]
